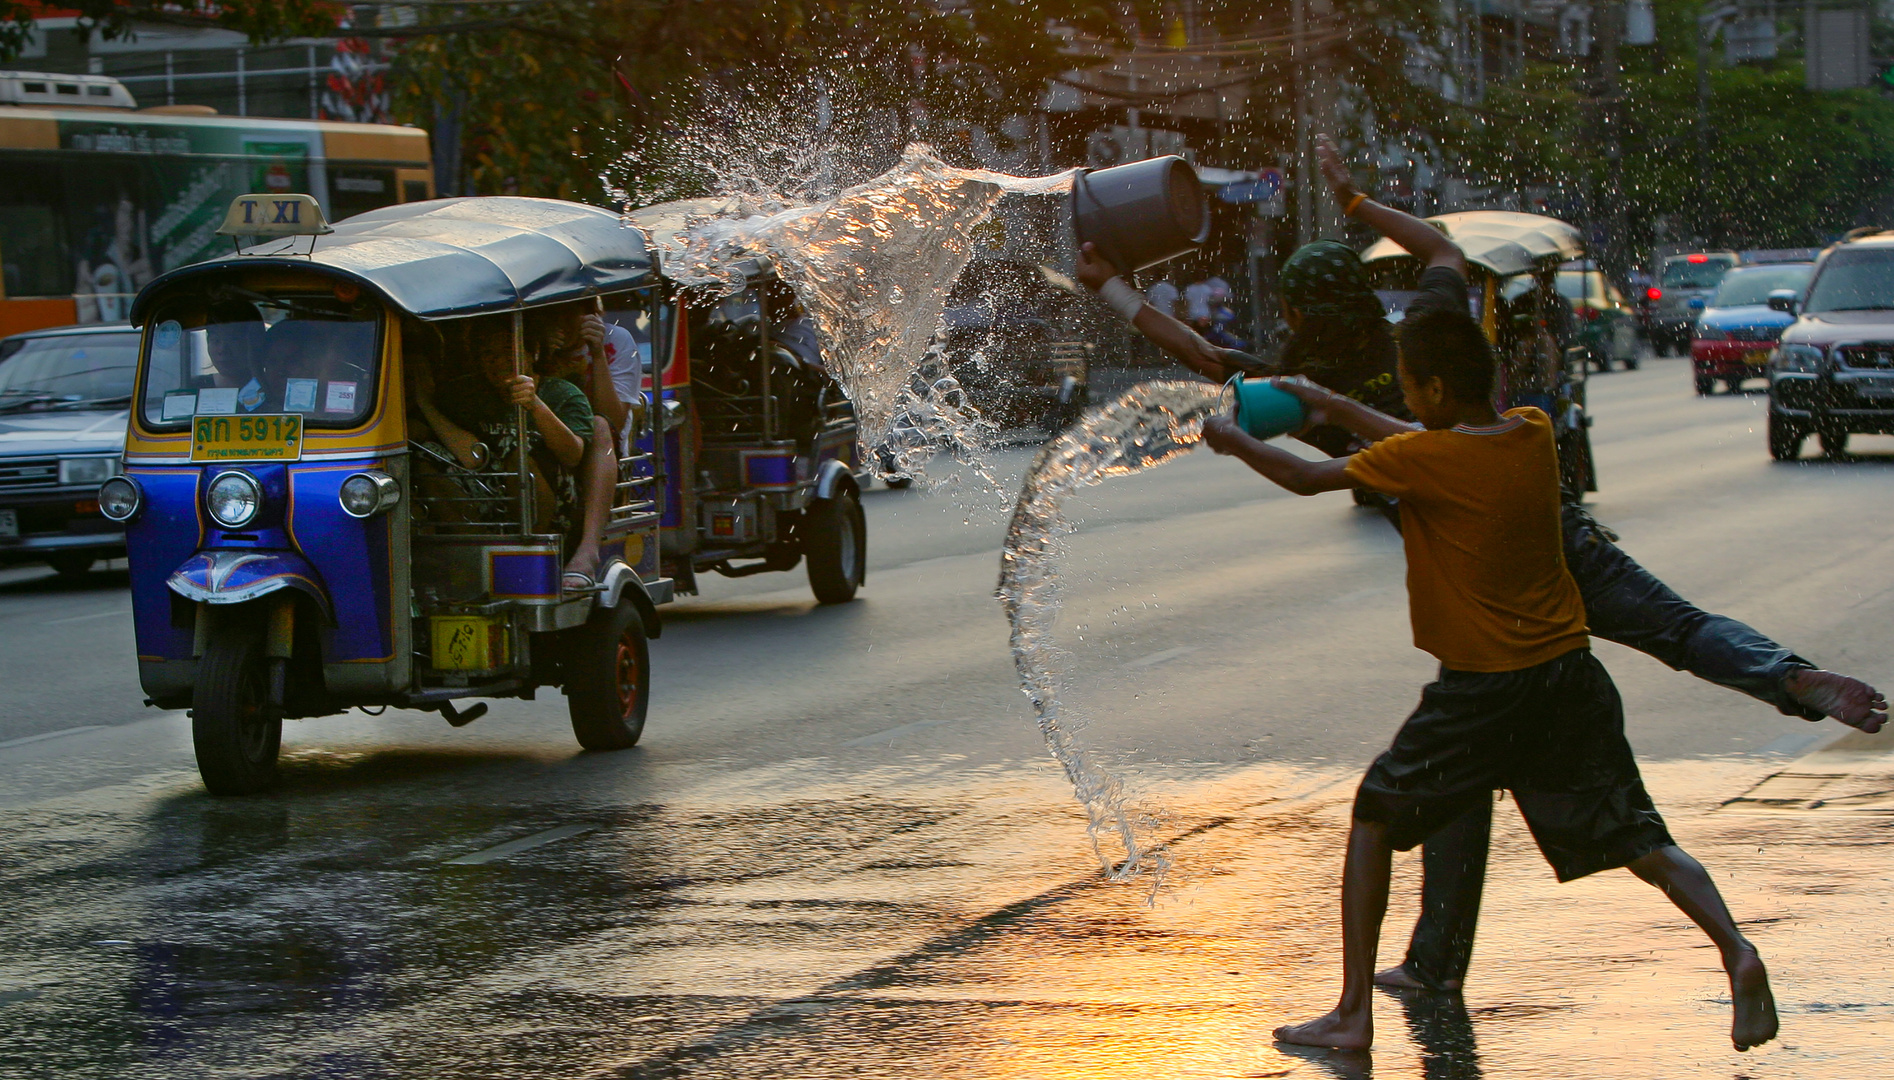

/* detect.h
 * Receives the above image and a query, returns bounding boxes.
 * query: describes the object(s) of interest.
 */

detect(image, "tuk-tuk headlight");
[97,476,142,522]
[206,471,262,528]
[338,471,400,519]
[59,456,122,485]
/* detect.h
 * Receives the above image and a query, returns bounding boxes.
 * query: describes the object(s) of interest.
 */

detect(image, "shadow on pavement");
[0,564,129,596]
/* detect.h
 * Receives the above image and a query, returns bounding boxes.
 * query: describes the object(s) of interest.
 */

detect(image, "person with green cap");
[1075,134,1885,998]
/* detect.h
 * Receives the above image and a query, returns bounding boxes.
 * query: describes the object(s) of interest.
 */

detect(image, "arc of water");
[997,380,1226,877]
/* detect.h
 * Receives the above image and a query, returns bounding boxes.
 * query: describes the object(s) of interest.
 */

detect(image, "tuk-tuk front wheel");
[805,488,865,605]
[566,601,649,751]
[192,627,283,796]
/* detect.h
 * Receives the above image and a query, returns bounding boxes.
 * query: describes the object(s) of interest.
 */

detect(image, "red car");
[1690,263,1813,395]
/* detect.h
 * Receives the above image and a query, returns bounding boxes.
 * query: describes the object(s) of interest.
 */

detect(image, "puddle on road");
[2,757,1888,1079]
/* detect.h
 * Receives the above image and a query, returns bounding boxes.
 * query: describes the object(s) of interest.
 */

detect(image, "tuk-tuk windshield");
[139,293,382,429]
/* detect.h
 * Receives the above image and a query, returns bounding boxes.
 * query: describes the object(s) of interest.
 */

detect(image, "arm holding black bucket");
[1075,241,1271,382]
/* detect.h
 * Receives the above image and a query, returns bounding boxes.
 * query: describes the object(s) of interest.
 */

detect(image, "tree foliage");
[387,0,1122,204]
[0,1,342,60]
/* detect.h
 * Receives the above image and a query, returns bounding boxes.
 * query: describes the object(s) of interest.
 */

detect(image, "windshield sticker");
[324,381,357,414]
[162,391,196,421]
[283,378,318,413]
[196,387,238,415]
[154,321,181,352]
[238,377,266,412]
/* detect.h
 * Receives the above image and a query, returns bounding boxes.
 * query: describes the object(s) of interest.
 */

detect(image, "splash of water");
[614,119,1224,873]
[623,143,1073,486]
[997,380,1227,877]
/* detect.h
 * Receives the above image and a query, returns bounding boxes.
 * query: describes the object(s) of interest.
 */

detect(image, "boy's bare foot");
[1372,963,1455,991]
[1728,949,1778,1051]
[1784,668,1888,732]
[1273,1008,1372,1050]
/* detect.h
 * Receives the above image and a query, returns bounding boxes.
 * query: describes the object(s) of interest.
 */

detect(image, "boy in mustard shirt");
[1201,305,1778,1053]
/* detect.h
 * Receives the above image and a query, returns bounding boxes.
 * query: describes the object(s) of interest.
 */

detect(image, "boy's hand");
[1272,375,1339,433]
[502,374,539,407]
[1076,242,1120,292]
[1314,134,1360,203]
[1201,413,1244,455]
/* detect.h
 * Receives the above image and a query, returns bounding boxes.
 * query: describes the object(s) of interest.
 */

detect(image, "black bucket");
[1071,155,1209,274]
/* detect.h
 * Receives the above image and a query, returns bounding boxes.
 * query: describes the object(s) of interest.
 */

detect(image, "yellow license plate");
[431,616,509,671]
[191,414,303,462]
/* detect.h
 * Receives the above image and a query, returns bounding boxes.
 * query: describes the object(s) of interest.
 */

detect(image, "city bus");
[0,71,432,337]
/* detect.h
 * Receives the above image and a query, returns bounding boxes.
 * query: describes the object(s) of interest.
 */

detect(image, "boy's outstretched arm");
[1202,415,1357,495]
[1274,377,1419,444]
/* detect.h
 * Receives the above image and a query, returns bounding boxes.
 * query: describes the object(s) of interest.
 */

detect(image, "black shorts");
[1353,648,1674,882]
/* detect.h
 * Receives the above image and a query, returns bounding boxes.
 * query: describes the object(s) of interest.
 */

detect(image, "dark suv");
[1767,233,1894,460]
[0,324,138,575]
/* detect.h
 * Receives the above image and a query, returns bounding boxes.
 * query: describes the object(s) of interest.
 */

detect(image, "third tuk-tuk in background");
[1363,210,1598,496]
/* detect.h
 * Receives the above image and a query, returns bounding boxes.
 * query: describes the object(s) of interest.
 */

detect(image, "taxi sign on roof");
[216,194,333,237]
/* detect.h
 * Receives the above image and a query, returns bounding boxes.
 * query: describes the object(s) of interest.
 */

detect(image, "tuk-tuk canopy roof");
[131,197,655,325]
[1360,211,1584,278]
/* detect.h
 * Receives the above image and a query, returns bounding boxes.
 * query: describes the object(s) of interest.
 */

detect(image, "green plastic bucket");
[1228,375,1306,440]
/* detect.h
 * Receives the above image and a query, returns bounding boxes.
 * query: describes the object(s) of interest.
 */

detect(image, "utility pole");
[1695,5,1737,246]
[1598,0,1624,283]
[1294,0,1313,249]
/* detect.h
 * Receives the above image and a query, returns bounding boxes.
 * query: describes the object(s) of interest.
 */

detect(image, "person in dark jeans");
[1076,132,1887,994]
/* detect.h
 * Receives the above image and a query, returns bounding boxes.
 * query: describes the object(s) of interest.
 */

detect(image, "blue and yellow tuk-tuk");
[101,194,863,796]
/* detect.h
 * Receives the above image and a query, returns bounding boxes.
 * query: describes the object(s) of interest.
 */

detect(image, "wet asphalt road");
[3,356,1892,1079]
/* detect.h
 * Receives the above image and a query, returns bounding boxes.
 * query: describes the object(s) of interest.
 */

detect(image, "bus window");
[329,168,398,222]
[0,162,74,298]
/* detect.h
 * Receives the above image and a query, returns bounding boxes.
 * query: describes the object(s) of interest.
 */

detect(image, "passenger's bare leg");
[1784,669,1888,732]
[1274,819,1390,1050]
[564,418,616,584]
[1627,845,1778,1051]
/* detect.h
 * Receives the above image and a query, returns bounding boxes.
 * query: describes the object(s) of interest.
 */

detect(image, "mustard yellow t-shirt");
[1343,407,1589,672]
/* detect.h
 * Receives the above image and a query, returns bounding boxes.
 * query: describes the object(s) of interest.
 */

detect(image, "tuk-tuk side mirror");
[1767,289,1799,315]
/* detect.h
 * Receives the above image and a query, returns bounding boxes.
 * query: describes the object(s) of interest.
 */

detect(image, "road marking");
[444,823,597,865]
[0,725,105,750]
[47,608,128,626]
[1127,646,1194,669]
[843,717,965,748]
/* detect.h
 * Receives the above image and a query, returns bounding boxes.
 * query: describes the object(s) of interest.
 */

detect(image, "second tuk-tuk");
[104,193,865,796]
[1362,210,1598,495]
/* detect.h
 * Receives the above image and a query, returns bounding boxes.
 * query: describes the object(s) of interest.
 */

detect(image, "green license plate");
[191,414,303,462]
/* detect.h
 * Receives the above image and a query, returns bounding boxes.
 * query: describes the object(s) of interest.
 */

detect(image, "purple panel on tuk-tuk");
[287,462,395,664]
[491,551,559,599]
[743,452,797,489]
[125,467,205,662]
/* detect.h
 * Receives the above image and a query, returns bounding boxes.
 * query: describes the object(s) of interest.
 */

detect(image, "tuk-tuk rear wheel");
[192,628,283,796]
[566,601,649,751]
[805,488,865,605]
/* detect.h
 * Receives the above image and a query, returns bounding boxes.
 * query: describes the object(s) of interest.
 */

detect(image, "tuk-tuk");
[103,193,864,796]
[1362,210,1598,494]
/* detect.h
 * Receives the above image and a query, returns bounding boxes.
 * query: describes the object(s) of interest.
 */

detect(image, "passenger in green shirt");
[410,318,590,538]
